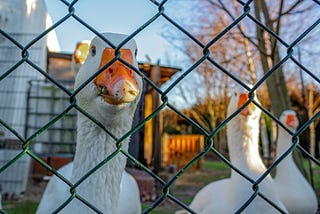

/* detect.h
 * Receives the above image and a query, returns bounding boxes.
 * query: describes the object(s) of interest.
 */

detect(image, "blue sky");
[44,0,174,64]
[43,0,195,108]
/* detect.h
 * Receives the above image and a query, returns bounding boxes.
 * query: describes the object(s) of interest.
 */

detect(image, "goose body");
[37,33,142,214]
[274,110,318,214]
[37,162,141,214]
[178,87,287,214]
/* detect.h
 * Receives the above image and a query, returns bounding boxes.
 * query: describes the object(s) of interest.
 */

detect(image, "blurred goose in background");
[37,33,142,214]
[177,86,287,214]
[274,110,318,214]
[71,40,90,76]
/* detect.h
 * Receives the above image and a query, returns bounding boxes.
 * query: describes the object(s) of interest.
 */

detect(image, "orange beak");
[238,93,253,116]
[286,114,297,128]
[73,42,90,64]
[94,48,139,105]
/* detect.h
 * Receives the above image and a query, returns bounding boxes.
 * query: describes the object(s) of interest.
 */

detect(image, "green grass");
[2,200,37,214]
[142,204,173,214]
[202,160,229,170]
[302,159,320,197]
[3,201,164,214]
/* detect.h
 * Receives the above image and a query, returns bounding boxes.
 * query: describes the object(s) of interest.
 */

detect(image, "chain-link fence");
[0,0,320,213]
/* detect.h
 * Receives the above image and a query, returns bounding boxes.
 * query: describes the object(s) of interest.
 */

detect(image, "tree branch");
[271,1,310,23]
[206,0,269,56]
[275,0,284,35]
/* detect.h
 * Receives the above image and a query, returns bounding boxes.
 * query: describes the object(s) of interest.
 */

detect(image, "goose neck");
[276,127,296,170]
[227,119,265,174]
[70,113,132,213]
[276,127,294,158]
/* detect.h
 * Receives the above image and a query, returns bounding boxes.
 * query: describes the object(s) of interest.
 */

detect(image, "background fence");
[0,0,319,213]
[162,134,204,170]
[26,79,76,157]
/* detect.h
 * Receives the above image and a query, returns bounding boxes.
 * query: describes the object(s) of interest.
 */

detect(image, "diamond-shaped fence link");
[0,0,319,213]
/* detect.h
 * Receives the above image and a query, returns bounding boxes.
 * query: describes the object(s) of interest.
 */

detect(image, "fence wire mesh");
[0,0,320,213]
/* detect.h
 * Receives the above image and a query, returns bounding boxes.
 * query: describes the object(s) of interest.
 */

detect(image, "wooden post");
[151,63,162,174]
[162,133,169,167]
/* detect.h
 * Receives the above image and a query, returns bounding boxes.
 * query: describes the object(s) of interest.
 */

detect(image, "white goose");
[177,86,287,213]
[71,38,142,213]
[274,110,318,214]
[36,33,142,214]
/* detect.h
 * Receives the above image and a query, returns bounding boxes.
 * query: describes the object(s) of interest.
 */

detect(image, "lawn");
[2,201,38,214]
[1,160,319,213]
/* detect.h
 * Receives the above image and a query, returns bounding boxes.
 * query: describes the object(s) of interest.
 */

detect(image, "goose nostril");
[128,90,138,96]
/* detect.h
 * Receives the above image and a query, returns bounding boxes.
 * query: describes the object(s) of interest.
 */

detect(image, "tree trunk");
[260,116,269,159]
[254,0,291,117]
[151,63,162,174]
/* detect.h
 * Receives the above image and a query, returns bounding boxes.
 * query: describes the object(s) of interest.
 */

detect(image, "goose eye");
[90,45,96,56]
[135,49,138,57]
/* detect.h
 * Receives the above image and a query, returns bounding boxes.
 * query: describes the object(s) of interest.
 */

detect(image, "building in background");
[0,0,59,198]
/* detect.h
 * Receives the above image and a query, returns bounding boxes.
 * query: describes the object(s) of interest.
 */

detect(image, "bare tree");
[162,1,265,152]
[162,0,318,154]
[205,0,318,117]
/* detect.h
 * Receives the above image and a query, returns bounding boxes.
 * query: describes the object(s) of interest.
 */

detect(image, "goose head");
[227,85,261,122]
[279,110,299,131]
[71,40,90,75]
[74,33,142,122]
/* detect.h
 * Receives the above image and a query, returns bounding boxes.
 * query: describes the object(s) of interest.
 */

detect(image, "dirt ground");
[143,162,230,213]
